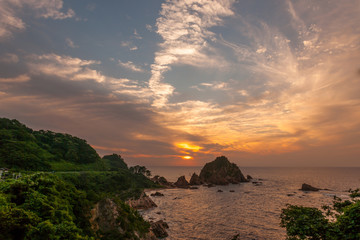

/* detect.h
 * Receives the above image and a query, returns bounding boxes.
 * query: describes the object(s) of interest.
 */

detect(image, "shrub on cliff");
[280,189,360,239]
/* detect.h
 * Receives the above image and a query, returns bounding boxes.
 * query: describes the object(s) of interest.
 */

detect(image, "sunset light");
[182,156,193,160]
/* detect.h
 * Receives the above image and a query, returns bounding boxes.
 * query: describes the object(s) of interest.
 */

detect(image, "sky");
[0,0,359,167]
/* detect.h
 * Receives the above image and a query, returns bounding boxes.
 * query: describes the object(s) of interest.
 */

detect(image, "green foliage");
[0,118,104,171]
[129,165,151,177]
[102,154,128,170]
[0,173,93,240]
[58,170,158,202]
[280,189,360,240]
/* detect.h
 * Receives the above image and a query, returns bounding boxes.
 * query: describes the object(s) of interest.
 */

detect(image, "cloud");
[0,0,75,40]
[118,60,144,72]
[149,0,235,107]
[0,74,30,83]
[0,53,19,63]
[133,29,142,39]
[121,41,138,51]
[65,38,77,48]
[27,54,104,82]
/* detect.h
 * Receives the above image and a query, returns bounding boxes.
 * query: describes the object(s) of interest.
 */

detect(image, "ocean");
[142,167,360,240]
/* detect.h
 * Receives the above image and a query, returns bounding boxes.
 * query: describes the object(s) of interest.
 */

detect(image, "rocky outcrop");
[127,192,157,210]
[301,183,321,191]
[150,220,169,238]
[90,198,156,240]
[246,175,253,180]
[151,175,171,187]
[151,191,164,197]
[189,173,203,185]
[199,156,248,185]
[174,175,189,188]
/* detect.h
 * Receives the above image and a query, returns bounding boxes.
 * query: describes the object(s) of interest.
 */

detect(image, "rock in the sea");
[246,175,253,180]
[199,156,248,185]
[229,190,235,192]
[217,189,223,192]
[189,172,203,185]
[301,183,321,191]
[127,192,157,210]
[150,191,164,197]
[174,175,189,188]
[150,220,169,238]
[151,175,171,187]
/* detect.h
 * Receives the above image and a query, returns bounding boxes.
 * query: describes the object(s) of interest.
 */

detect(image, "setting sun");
[182,156,193,160]
[176,143,202,152]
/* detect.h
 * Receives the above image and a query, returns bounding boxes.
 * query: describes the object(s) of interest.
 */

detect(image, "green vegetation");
[0,117,161,239]
[0,118,105,171]
[280,189,360,240]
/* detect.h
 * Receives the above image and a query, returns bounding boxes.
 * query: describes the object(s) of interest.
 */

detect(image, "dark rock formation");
[217,189,223,192]
[301,183,321,191]
[126,192,157,210]
[150,191,164,197]
[151,175,171,187]
[199,156,248,185]
[174,175,189,188]
[246,175,253,180]
[189,173,203,185]
[150,220,169,238]
[229,190,235,192]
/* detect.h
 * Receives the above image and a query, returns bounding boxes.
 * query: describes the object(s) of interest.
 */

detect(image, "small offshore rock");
[217,189,223,192]
[246,175,253,180]
[230,190,235,192]
[301,183,321,191]
[189,173,203,185]
[206,184,215,188]
[174,175,189,188]
[287,193,295,196]
[151,192,164,197]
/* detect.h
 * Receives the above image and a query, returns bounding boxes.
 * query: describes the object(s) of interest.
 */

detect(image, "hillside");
[0,118,126,171]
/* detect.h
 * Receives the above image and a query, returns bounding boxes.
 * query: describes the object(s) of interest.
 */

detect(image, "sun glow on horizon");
[182,156,193,160]
[175,143,202,152]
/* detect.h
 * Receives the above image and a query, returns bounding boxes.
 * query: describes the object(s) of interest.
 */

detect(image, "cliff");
[199,156,247,185]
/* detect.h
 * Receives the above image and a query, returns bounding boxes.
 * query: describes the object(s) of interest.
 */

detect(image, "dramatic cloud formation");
[0,0,359,166]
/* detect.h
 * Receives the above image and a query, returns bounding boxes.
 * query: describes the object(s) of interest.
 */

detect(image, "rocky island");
[199,156,248,185]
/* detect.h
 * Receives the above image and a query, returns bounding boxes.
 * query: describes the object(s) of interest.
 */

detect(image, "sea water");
[142,167,360,240]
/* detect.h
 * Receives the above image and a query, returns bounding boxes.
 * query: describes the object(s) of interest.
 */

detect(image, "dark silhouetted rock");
[199,156,248,185]
[150,220,169,238]
[151,175,171,187]
[230,190,235,192]
[301,183,321,191]
[174,175,189,188]
[246,175,253,180]
[217,189,223,192]
[189,172,203,185]
[206,183,215,188]
[150,191,164,197]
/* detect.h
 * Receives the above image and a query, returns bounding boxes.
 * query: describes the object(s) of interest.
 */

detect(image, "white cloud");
[133,29,142,39]
[65,38,77,48]
[121,41,138,51]
[149,0,235,107]
[0,0,75,40]
[28,54,104,82]
[118,60,144,72]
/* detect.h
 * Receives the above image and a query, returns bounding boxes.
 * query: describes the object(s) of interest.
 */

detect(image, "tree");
[280,189,360,240]
[129,165,151,177]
